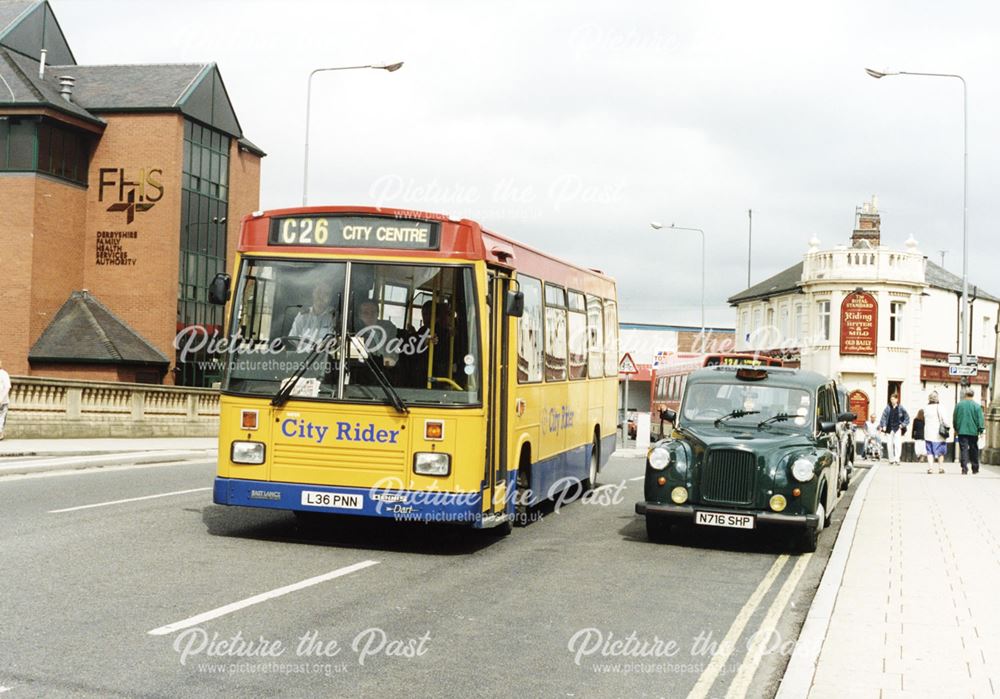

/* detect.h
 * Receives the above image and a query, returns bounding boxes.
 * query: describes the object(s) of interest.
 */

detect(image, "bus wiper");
[271,333,335,407]
[713,409,760,427]
[346,333,409,415]
[757,413,794,429]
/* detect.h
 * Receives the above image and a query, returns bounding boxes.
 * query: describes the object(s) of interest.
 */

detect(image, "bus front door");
[485,268,512,524]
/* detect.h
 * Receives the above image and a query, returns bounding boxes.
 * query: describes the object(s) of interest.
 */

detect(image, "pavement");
[778,457,1000,699]
[0,437,217,476]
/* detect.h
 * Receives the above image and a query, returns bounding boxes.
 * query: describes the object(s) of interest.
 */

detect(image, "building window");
[779,306,789,339]
[176,120,231,387]
[983,316,992,348]
[752,308,762,333]
[890,301,904,343]
[740,310,749,342]
[794,303,805,342]
[0,116,90,185]
[817,300,831,341]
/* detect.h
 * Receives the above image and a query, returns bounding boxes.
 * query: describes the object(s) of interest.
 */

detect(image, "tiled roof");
[727,262,804,304]
[45,62,209,111]
[925,259,999,303]
[29,291,169,365]
[0,48,101,123]
[0,0,35,35]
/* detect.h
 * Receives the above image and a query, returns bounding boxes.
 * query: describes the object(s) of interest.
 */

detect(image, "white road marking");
[148,560,380,636]
[0,686,11,693]
[688,555,789,699]
[48,487,211,513]
[628,476,644,482]
[725,553,813,698]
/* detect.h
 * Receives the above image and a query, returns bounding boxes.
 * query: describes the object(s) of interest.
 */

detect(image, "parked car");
[636,365,852,552]
[834,387,856,493]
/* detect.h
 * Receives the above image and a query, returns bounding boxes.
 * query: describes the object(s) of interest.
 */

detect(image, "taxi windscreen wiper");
[271,333,335,407]
[346,333,409,415]
[714,409,760,427]
[757,413,794,429]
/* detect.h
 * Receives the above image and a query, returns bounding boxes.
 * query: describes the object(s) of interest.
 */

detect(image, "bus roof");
[237,206,616,296]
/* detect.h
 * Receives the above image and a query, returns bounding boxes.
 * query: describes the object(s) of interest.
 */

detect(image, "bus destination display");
[269,216,440,250]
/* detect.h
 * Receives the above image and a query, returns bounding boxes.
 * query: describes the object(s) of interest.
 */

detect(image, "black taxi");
[635,365,854,552]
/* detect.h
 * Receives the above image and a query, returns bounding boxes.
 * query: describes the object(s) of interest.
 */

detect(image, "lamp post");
[650,221,705,346]
[866,67,969,356]
[302,62,404,206]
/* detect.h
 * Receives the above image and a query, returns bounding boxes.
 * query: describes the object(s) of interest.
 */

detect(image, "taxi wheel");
[797,503,824,553]
[646,516,671,543]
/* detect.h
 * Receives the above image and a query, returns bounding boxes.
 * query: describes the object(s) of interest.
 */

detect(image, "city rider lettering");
[281,419,329,444]
[336,422,400,444]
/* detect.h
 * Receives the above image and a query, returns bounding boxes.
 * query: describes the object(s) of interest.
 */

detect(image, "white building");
[727,198,998,424]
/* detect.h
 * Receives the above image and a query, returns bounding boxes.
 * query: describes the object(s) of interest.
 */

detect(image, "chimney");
[39,48,47,79]
[851,195,880,248]
[58,75,75,102]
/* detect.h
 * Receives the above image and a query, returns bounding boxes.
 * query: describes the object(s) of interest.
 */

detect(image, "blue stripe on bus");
[214,477,483,524]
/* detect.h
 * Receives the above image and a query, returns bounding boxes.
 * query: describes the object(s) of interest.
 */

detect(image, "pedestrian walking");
[921,390,949,474]
[0,359,10,440]
[953,387,985,475]
[912,409,925,463]
[879,394,910,465]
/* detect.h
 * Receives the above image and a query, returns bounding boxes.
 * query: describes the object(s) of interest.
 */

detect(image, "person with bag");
[0,358,10,440]
[953,387,985,475]
[921,390,949,474]
[879,393,910,465]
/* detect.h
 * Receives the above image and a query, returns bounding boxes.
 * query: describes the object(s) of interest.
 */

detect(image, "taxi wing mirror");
[819,420,838,434]
[505,290,524,317]
[838,411,857,423]
[660,408,677,423]
[208,273,231,305]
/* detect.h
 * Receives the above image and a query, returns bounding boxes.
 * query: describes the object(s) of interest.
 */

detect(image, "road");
[0,454,863,698]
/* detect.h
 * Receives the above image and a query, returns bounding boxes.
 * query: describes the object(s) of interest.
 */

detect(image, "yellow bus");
[208,206,619,532]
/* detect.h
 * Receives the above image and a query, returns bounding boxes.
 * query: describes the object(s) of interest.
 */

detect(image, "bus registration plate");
[695,511,755,529]
[301,491,363,510]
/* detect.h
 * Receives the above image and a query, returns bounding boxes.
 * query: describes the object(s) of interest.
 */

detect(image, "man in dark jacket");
[879,394,910,465]
[953,387,985,475]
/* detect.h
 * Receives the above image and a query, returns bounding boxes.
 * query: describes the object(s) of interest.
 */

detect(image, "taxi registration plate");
[695,511,755,529]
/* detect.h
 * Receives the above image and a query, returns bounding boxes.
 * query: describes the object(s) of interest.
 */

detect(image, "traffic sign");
[947,353,962,365]
[963,354,978,365]
[619,353,639,375]
[949,365,978,377]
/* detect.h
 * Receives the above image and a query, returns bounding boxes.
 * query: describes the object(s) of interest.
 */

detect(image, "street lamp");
[866,67,969,356]
[650,221,705,345]
[302,62,404,206]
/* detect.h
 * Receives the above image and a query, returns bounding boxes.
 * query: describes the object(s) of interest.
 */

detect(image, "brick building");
[0,0,263,386]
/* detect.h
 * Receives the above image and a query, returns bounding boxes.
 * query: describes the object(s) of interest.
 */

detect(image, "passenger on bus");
[290,279,338,350]
[354,301,399,367]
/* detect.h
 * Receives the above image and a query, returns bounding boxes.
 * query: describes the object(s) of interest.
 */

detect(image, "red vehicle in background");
[650,353,784,439]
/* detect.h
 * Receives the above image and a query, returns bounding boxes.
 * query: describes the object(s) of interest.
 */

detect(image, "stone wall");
[3,375,219,439]
[983,403,1000,465]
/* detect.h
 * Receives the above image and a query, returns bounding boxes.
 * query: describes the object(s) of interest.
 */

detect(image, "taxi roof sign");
[619,353,639,375]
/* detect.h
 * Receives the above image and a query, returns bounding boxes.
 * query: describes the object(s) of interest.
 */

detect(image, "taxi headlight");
[231,441,265,465]
[791,458,815,482]
[671,487,689,504]
[770,494,787,512]
[648,446,671,470]
[414,452,451,476]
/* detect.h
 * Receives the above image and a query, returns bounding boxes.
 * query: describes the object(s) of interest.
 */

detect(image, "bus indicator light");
[241,410,258,430]
[425,420,444,440]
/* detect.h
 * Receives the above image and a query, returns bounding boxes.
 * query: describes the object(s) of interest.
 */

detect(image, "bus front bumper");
[214,477,487,525]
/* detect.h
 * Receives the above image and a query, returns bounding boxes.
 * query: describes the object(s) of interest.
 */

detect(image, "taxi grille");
[701,449,756,505]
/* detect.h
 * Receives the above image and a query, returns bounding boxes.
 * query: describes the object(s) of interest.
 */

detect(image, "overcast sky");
[55,0,1000,327]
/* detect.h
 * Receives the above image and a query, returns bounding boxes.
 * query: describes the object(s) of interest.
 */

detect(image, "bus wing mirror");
[660,408,677,423]
[209,273,231,305]
[505,290,524,317]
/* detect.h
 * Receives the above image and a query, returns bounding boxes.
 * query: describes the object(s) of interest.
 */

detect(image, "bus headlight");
[791,458,815,482]
[231,441,265,465]
[648,447,671,470]
[414,452,451,476]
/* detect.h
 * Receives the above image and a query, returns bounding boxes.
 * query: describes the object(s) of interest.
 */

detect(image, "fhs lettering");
[281,419,400,445]
[99,167,164,224]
